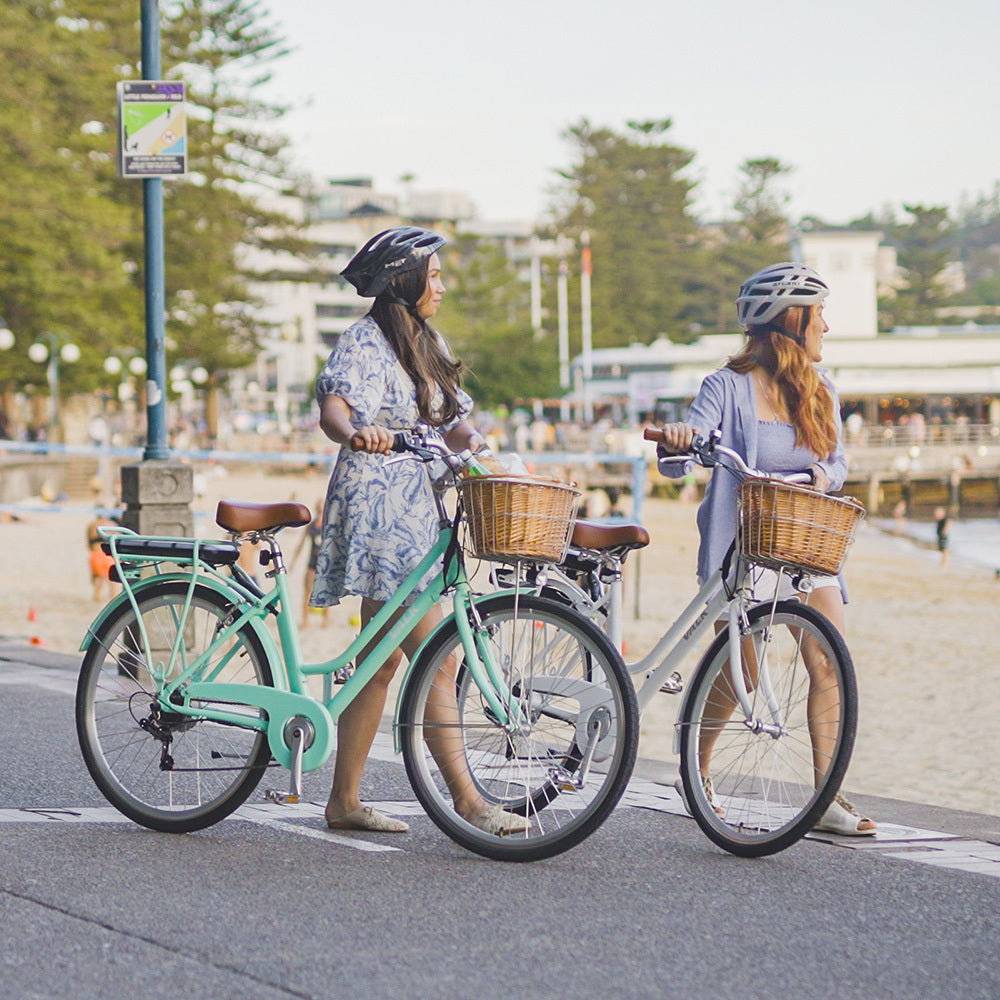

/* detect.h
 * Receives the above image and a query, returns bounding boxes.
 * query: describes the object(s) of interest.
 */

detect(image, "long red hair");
[727,305,837,458]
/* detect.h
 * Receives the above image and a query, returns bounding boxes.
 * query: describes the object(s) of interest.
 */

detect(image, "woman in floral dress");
[310,227,523,836]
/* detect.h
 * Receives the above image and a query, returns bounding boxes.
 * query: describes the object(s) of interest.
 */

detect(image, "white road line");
[248,817,401,853]
[4,794,997,877]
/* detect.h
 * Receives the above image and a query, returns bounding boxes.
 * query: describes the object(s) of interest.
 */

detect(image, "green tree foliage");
[955,184,1000,305]
[549,119,700,347]
[881,204,957,326]
[161,0,308,412]
[442,233,559,408]
[0,0,305,433]
[0,3,145,398]
[687,157,793,335]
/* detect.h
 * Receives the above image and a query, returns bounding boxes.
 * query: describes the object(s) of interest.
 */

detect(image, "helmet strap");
[761,321,805,348]
[382,293,429,333]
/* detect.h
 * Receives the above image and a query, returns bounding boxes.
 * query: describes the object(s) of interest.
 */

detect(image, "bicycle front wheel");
[677,599,857,857]
[400,594,638,862]
[76,582,274,833]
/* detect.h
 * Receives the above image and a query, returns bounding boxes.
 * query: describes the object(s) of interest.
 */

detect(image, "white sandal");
[674,775,725,818]
[467,804,530,836]
[813,792,877,836]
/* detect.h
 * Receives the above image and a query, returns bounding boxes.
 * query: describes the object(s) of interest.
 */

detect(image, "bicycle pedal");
[659,671,683,695]
[265,789,300,805]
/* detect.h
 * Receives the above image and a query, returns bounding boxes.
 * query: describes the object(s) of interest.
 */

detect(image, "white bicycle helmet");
[736,262,829,330]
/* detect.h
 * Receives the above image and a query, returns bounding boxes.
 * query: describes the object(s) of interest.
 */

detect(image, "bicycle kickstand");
[265,719,310,805]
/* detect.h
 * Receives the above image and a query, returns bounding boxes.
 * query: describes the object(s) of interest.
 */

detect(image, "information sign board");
[118,81,187,178]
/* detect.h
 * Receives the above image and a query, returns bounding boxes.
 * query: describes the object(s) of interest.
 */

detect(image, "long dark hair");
[369,259,464,426]
[727,304,837,458]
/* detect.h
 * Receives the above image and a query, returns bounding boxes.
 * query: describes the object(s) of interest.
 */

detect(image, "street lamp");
[0,317,13,352]
[104,352,147,403]
[28,333,80,435]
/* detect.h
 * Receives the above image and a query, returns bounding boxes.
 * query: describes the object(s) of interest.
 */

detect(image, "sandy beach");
[3,461,998,819]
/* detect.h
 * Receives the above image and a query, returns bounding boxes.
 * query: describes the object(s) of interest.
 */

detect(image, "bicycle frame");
[535,552,785,732]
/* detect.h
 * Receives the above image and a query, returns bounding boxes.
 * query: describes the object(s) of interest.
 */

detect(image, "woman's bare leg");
[325,598,491,824]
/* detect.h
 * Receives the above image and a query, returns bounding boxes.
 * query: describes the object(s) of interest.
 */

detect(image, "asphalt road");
[1,643,997,1000]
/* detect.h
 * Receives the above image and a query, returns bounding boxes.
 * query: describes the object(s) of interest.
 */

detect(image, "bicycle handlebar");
[388,428,479,475]
[643,427,812,485]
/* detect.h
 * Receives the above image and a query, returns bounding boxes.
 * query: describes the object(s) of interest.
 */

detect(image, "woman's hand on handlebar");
[349,425,396,455]
[808,464,831,493]
[647,422,699,455]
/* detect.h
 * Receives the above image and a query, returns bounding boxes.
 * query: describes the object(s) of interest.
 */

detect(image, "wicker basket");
[739,478,866,575]
[460,474,581,564]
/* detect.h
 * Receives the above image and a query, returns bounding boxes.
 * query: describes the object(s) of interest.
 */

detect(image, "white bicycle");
[494,430,864,857]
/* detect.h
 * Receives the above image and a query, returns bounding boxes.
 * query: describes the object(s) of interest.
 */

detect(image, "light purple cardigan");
[657,367,849,598]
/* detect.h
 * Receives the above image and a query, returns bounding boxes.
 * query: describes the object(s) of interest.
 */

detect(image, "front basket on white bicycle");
[460,475,581,564]
[739,479,865,575]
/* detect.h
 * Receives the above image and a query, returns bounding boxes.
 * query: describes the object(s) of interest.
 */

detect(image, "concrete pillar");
[867,473,880,515]
[119,461,194,537]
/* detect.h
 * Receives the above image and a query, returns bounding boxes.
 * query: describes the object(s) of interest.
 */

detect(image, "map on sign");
[118,81,187,178]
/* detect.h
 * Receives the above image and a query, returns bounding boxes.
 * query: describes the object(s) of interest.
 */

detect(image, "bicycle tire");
[76,581,274,833]
[400,594,638,862]
[678,599,857,857]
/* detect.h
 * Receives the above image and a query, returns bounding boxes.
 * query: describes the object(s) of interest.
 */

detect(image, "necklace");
[754,370,784,421]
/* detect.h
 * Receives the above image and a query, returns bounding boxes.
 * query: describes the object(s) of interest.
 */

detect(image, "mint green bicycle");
[75,429,638,862]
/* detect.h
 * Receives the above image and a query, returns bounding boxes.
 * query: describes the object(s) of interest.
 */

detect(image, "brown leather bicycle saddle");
[216,501,313,534]
[570,519,650,552]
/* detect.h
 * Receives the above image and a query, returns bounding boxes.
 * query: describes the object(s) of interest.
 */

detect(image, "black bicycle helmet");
[340,226,446,298]
[736,262,829,330]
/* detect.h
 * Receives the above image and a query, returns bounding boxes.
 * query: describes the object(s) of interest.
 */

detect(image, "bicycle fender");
[78,574,281,685]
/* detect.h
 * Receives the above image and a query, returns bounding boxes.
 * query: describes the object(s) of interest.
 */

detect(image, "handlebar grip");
[391,433,408,453]
[642,427,665,443]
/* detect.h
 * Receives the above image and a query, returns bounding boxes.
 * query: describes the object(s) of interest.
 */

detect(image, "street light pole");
[28,333,79,437]
[139,0,169,460]
[119,1,194,545]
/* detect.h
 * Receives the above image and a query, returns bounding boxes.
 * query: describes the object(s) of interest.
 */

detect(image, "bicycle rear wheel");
[76,582,274,833]
[400,594,638,862]
[677,600,857,857]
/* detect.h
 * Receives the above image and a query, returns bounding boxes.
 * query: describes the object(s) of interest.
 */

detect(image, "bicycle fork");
[727,599,784,738]
[454,592,527,736]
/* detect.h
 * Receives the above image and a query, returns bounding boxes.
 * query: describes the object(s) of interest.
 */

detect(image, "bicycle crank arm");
[549,706,610,790]
[266,716,314,803]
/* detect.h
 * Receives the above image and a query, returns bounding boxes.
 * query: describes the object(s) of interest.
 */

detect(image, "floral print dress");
[308,316,472,608]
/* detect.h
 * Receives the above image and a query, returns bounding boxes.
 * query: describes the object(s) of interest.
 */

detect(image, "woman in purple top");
[656,262,876,837]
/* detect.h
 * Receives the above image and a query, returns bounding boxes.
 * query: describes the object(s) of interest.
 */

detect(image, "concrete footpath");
[2,640,998,1000]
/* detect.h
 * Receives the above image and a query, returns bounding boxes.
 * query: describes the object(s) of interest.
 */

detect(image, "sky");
[265,0,1000,227]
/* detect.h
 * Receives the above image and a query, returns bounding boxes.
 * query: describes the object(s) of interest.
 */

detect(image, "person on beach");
[291,499,329,629]
[935,506,950,568]
[655,261,876,836]
[309,226,524,836]
[86,509,119,602]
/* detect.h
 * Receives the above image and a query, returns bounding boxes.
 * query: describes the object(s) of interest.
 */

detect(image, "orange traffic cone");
[27,605,45,644]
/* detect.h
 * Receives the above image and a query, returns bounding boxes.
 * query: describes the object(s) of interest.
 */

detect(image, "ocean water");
[873,516,1000,573]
